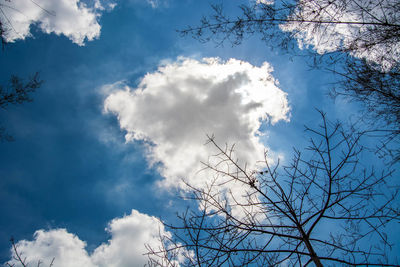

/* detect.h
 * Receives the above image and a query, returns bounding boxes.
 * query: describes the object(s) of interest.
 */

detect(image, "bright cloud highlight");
[104,57,290,204]
[5,210,172,267]
[281,0,400,70]
[0,0,114,45]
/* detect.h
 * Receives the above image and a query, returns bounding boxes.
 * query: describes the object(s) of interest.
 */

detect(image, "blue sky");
[0,0,398,266]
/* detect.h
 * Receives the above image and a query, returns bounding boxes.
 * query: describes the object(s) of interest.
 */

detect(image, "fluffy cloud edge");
[103,57,290,218]
[103,57,290,189]
[0,0,116,45]
[4,209,180,267]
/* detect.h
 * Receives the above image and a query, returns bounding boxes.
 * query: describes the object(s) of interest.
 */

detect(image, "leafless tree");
[0,73,42,141]
[4,237,54,267]
[147,111,400,266]
[0,1,48,141]
[0,73,41,110]
[181,0,400,163]
[331,59,400,164]
[181,0,399,65]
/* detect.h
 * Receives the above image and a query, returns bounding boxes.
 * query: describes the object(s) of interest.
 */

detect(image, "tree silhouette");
[331,59,400,163]
[181,0,400,162]
[181,1,400,65]
[0,73,42,141]
[147,112,400,266]
[0,1,43,141]
[0,73,42,109]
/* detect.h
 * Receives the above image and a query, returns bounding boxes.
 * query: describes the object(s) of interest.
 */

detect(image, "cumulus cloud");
[7,229,94,267]
[0,0,115,45]
[5,210,175,267]
[281,0,400,70]
[91,210,166,267]
[103,57,290,215]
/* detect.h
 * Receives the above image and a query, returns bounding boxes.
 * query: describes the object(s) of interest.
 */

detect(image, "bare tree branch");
[147,112,400,266]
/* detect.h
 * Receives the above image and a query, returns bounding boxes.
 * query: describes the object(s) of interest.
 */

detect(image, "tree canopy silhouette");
[0,73,42,141]
[147,112,400,266]
[181,0,400,163]
[0,1,43,141]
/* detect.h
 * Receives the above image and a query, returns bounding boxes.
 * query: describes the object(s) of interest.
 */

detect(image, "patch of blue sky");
[0,0,398,264]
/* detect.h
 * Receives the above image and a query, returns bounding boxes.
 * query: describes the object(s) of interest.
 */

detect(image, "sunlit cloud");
[0,0,116,45]
[281,0,400,70]
[104,57,290,216]
[5,210,174,267]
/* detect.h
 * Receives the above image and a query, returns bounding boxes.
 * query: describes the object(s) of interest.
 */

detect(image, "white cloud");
[0,0,115,45]
[91,210,168,267]
[104,57,290,216]
[281,0,400,70]
[5,210,176,267]
[256,0,273,5]
[6,229,94,267]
